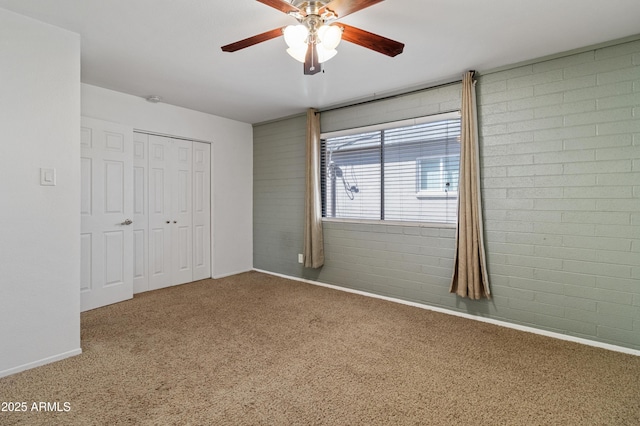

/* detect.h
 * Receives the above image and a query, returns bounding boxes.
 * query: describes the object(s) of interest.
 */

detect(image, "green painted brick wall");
[253,37,640,350]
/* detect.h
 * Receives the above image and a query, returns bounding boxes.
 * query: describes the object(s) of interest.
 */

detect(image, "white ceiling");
[2,0,639,124]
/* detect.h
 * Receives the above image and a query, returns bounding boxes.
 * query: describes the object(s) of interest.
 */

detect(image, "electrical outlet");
[298,253,304,264]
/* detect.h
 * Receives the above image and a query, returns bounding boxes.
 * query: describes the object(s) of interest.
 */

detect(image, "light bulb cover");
[284,25,309,49]
[318,25,342,50]
[317,46,337,63]
[286,46,308,63]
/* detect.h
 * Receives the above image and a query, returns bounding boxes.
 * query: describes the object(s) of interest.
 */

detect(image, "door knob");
[120,219,133,225]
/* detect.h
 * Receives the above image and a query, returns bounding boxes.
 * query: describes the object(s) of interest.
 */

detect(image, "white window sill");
[322,217,457,229]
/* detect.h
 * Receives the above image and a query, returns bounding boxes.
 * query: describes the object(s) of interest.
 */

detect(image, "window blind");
[321,113,461,224]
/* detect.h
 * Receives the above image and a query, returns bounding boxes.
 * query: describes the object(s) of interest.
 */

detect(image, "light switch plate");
[40,168,56,186]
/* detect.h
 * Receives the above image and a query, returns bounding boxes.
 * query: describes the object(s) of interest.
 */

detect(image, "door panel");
[132,132,149,293]
[148,135,172,290]
[172,139,193,285]
[192,142,211,281]
[80,117,133,311]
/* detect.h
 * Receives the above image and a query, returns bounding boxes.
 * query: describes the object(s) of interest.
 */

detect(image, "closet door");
[148,135,173,290]
[193,142,211,281]
[172,139,193,285]
[148,136,198,289]
[133,132,149,293]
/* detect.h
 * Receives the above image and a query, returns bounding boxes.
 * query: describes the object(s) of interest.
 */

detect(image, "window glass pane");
[324,132,381,220]
[322,114,460,224]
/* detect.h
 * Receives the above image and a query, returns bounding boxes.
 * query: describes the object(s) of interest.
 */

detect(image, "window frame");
[321,111,461,226]
[415,153,460,198]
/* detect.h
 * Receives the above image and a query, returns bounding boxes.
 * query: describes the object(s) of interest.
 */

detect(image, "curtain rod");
[318,78,463,115]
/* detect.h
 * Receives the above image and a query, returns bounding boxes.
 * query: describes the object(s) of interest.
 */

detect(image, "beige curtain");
[450,71,490,299]
[303,108,325,268]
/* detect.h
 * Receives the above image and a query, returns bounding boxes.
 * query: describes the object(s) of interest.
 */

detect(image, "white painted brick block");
[596,224,640,239]
[533,222,595,237]
[534,149,595,164]
[564,108,633,127]
[564,134,632,151]
[597,92,640,110]
[562,211,630,225]
[562,234,631,251]
[532,51,594,73]
[564,54,633,79]
[508,187,563,198]
[535,245,597,263]
[564,81,633,103]
[597,67,640,85]
[598,119,640,135]
[563,186,633,199]
[507,116,564,133]
[534,174,596,187]
[597,172,640,186]
[481,132,535,147]
[535,99,596,119]
[535,75,596,96]
[535,268,596,287]
[508,93,564,112]
[564,260,632,279]
[595,198,640,212]
[507,69,563,90]
[533,124,596,142]
[533,198,595,211]
[596,145,640,161]
[563,160,631,174]
[507,163,563,177]
[481,109,534,126]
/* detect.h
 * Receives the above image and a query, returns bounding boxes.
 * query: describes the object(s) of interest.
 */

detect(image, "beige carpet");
[1,271,639,425]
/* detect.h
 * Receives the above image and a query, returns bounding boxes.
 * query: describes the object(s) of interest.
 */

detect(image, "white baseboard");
[0,348,83,379]
[253,268,640,357]
[213,268,253,280]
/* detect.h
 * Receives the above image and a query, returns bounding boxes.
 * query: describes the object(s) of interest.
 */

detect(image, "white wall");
[81,84,253,278]
[0,9,81,376]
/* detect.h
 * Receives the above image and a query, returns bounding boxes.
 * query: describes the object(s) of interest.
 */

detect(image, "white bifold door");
[148,135,211,290]
[80,117,134,311]
[81,122,211,311]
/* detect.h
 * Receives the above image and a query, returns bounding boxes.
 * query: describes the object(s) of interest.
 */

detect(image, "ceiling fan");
[221,0,405,75]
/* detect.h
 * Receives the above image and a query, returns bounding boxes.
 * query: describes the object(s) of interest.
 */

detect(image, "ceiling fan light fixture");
[284,24,309,49]
[286,46,308,63]
[317,46,337,63]
[317,24,342,50]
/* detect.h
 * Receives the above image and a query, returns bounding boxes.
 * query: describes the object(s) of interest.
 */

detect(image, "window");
[417,154,459,196]
[321,113,461,224]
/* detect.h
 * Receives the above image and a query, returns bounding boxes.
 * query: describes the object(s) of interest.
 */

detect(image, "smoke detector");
[145,95,162,103]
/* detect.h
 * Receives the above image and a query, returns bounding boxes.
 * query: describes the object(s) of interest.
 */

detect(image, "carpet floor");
[1,271,639,425]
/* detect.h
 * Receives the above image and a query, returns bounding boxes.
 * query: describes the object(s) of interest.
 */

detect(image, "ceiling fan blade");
[319,0,384,19]
[304,44,322,75]
[339,23,404,57]
[221,27,285,52]
[256,0,305,16]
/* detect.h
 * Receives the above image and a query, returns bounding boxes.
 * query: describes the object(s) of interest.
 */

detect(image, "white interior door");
[193,142,211,281]
[148,135,173,290]
[80,117,133,311]
[172,139,193,285]
[133,132,149,293]
[148,136,195,289]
